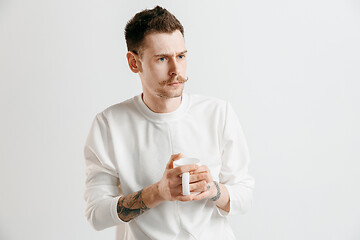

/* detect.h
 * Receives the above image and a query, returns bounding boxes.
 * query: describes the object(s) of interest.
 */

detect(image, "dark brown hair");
[125,6,184,56]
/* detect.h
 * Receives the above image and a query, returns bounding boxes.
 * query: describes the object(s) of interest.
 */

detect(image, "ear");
[126,51,142,73]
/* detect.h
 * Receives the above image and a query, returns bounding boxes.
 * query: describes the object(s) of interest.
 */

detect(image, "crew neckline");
[133,92,190,123]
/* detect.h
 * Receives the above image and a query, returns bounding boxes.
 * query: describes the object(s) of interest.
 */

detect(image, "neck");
[142,93,182,113]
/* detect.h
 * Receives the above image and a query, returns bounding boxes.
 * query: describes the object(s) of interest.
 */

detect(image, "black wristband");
[210,181,221,201]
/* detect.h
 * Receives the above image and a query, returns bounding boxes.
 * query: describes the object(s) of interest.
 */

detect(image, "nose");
[169,57,179,76]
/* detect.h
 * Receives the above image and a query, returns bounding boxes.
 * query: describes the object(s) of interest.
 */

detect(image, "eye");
[178,54,186,59]
[158,57,166,62]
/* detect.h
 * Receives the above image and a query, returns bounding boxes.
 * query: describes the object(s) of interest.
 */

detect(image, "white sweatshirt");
[84,92,254,240]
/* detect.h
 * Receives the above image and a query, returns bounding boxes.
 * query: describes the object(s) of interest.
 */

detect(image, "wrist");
[154,181,166,203]
[212,182,230,212]
[142,182,165,208]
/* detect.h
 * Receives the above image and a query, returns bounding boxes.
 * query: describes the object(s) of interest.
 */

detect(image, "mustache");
[161,75,189,85]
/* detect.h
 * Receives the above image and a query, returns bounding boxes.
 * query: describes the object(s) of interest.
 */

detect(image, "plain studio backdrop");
[0,0,359,239]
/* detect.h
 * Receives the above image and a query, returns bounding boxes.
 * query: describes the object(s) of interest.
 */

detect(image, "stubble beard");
[155,75,188,99]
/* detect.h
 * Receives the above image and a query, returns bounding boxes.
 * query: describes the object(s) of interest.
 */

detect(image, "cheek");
[145,62,162,74]
[180,61,187,72]
[153,64,167,73]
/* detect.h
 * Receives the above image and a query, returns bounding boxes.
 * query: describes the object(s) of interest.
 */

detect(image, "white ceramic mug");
[173,157,201,195]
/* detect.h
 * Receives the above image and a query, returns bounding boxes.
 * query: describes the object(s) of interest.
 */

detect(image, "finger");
[171,164,199,176]
[191,165,212,182]
[176,193,197,202]
[191,165,209,173]
[189,180,207,192]
[191,191,210,201]
[166,153,183,169]
[189,172,208,183]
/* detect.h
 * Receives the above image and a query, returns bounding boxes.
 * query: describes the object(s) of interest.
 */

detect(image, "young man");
[84,6,254,240]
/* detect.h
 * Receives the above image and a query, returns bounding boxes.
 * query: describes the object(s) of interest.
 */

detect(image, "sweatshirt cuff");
[216,183,235,217]
[111,196,125,223]
[216,206,230,217]
[214,183,230,217]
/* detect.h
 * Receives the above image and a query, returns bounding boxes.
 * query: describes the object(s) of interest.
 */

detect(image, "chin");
[157,89,183,99]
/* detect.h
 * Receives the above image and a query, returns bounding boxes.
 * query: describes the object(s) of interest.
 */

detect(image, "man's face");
[137,30,187,99]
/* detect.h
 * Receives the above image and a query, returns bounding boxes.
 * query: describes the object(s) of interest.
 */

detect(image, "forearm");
[213,182,230,212]
[117,182,164,222]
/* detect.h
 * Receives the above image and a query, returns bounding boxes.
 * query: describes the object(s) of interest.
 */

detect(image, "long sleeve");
[84,113,124,231]
[219,102,255,216]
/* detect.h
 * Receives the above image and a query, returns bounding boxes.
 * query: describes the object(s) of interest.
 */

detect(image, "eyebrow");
[153,50,188,58]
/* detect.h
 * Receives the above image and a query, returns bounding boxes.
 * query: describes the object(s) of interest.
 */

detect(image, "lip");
[167,82,183,86]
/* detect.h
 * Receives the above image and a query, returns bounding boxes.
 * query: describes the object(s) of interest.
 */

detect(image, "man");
[84,6,254,240]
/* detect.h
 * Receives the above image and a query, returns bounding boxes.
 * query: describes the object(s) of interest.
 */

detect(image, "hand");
[157,153,199,202]
[188,165,218,201]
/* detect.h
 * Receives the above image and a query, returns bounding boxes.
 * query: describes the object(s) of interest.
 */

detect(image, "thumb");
[166,153,183,169]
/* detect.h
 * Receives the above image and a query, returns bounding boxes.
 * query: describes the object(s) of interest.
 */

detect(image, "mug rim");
[173,157,201,167]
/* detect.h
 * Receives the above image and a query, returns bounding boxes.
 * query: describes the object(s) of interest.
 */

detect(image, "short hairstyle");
[125,6,184,57]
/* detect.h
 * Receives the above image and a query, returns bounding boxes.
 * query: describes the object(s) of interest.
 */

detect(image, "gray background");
[0,0,359,239]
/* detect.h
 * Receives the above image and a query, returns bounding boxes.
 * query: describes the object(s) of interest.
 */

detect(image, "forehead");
[141,30,186,56]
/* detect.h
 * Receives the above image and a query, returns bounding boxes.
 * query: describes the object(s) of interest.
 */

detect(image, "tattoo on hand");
[210,181,221,201]
[117,189,149,222]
